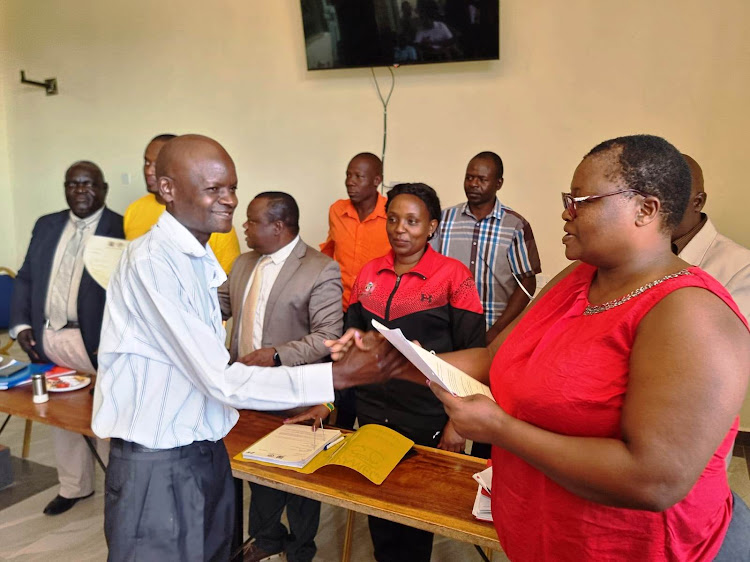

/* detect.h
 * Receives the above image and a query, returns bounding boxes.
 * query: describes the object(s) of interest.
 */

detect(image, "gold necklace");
[583,269,692,316]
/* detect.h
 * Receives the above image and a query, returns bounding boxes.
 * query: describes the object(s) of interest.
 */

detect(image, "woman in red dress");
[334,135,750,560]
[428,135,750,561]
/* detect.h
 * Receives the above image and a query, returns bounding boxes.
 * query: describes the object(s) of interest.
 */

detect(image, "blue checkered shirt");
[431,199,541,329]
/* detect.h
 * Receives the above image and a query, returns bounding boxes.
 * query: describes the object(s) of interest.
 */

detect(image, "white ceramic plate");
[47,375,91,393]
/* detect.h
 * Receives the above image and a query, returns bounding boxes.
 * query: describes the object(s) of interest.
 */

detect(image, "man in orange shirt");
[320,153,390,311]
[321,153,390,430]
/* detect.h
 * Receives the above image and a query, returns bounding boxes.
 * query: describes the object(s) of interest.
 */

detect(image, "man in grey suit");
[219,191,343,562]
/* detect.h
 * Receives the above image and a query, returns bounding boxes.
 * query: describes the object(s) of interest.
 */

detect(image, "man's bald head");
[682,154,705,196]
[155,134,233,180]
[156,134,238,245]
[67,160,105,181]
[671,153,707,241]
[349,152,383,177]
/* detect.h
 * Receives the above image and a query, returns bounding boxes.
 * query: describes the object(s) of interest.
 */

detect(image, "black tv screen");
[301,0,500,70]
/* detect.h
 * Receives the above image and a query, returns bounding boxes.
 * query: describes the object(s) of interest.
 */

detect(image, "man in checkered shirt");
[432,151,542,346]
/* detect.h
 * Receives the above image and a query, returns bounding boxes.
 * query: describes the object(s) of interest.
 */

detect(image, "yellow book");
[236,424,414,485]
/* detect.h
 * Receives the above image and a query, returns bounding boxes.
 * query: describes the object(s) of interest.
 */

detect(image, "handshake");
[267,328,414,431]
[325,328,411,389]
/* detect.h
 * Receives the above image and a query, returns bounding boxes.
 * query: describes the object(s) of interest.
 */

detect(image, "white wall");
[0,2,17,270]
[2,0,750,279]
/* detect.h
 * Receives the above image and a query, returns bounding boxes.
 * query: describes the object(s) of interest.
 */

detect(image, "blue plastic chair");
[0,267,15,331]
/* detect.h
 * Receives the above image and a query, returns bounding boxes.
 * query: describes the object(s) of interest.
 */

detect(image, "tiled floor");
[1,331,748,561]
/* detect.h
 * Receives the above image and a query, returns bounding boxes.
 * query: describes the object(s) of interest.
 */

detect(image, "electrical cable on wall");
[370,67,395,192]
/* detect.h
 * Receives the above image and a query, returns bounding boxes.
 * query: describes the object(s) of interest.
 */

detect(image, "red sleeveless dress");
[490,264,748,561]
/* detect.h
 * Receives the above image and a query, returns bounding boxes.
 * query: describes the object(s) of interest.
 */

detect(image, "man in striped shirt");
[432,151,541,345]
[92,135,400,561]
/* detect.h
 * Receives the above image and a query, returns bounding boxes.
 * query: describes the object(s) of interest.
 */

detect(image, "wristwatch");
[272,351,281,366]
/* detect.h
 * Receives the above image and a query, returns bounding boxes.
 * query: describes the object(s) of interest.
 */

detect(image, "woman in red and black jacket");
[345,182,485,562]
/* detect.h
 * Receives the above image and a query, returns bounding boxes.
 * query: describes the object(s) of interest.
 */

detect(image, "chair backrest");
[0,267,16,330]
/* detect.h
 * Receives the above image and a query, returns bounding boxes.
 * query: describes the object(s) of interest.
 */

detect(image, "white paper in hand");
[84,236,130,289]
[371,319,494,401]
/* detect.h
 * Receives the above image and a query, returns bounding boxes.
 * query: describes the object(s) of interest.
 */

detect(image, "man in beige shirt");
[673,154,750,434]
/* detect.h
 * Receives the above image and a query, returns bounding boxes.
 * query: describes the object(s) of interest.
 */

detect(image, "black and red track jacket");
[345,246,485,439]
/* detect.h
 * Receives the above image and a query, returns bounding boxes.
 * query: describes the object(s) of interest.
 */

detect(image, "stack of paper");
[472,466,493,522]
[237,423,415,485]
[0,356,26,377]
[242,424,342,468]
[0,356,32,389]
[0,360,67,390]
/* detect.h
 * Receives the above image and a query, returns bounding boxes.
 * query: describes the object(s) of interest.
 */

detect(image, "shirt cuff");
[302,362,335,405]
[9,324,32,340]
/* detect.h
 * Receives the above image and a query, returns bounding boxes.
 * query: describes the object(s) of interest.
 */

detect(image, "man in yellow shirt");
[123,134,240,273]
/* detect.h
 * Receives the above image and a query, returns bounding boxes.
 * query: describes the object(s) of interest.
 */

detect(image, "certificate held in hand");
[371,319,494,400]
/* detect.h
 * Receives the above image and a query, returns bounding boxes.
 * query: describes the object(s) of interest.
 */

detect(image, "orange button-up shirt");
[320,195,390,310]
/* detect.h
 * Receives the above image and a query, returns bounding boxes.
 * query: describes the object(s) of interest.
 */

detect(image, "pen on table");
[313,417,323,448]
[324,436,345,451]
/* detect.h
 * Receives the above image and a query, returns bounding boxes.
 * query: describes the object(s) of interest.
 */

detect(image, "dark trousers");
[714,492,750,561]
[333,388,357,430]
[368,516,434,562]
[248,482,320,562]
[471,441,492,459]
[104,438,234,562]
[358,413,439,562]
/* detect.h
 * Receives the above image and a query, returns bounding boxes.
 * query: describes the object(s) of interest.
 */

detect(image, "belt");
[110,438,163,453]
[44,319,80,330]
[109,438,221,460]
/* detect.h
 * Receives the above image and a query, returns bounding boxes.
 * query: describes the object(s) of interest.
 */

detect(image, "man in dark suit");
[10,160,124,515]
[218,191,343,562]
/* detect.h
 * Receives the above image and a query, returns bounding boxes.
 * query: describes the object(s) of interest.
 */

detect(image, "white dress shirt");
[240,235,300,350]
[91,212,334,449]
[9,207,103,338]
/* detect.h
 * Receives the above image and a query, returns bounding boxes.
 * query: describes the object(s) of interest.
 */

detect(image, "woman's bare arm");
[433,287,750,510]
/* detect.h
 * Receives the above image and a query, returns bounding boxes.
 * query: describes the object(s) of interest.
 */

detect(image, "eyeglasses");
[65,180,96,190]
[561,189,647,219]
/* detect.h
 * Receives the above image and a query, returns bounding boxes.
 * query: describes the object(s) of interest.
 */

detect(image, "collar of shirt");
[672,213,708,255]
[376,245,440,279]
[68,205,104,229]
[341,193,388,222]
[266,235,300,265]
[155,211,226,288]
[677,215,718,264]
[460,198,504,221]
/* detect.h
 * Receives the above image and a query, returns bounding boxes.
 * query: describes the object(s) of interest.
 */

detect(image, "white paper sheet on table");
[83,236,130,289]
[371,319,494,401]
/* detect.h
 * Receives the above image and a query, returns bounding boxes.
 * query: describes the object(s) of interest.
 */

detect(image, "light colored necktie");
[48,220,87,331]
[238,256,271,356]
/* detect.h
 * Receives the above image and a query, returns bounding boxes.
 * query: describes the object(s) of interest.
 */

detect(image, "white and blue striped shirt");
[92,212,334,449]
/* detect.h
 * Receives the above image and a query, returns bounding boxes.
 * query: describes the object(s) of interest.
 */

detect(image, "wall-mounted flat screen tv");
[301,0,499,70]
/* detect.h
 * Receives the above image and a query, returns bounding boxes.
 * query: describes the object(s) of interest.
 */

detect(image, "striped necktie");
[48,220,87,331]
[238,256,271,356]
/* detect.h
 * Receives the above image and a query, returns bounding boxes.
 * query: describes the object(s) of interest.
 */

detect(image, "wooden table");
[0,378,105,469]
[0,384,503,559]
[225,411,502,559]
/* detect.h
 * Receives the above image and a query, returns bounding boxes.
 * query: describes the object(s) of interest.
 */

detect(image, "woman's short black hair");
[386,183,442,224]
[585,134,691,231]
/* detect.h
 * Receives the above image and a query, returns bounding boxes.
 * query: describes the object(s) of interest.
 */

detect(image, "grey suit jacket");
[219,238,344,366]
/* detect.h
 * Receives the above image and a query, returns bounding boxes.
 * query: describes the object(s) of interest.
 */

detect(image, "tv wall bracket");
[20,70,58,95]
